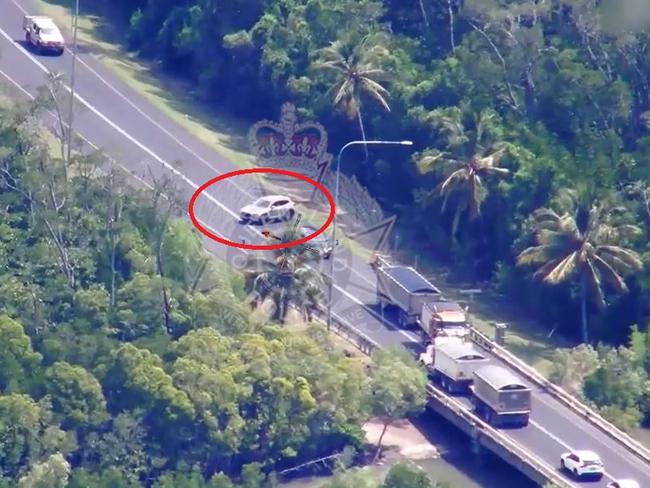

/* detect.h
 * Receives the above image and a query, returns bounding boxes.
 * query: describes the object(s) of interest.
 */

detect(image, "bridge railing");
[468,326,650,465]
[313,306,574,487]
[425,383,574,488]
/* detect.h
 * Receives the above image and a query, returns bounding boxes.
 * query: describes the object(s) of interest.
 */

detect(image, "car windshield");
[253,198,271,208]
[583,460,601,466]
[442,322,466,328]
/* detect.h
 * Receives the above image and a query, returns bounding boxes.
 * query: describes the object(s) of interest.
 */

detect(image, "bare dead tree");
[146,166,185,335]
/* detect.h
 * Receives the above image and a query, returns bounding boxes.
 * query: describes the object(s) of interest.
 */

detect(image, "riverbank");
[282,411,538,488]
[363,418,440,462]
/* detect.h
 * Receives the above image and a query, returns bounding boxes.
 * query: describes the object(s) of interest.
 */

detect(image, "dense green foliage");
[105,0,650,343]
[0,96,430,486]
[321,462,450,488]
[549,326,650,430]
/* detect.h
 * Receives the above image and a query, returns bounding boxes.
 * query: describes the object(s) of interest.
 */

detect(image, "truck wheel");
[25,32,31,43]
[285,209,295,221]
[560,459,566,470]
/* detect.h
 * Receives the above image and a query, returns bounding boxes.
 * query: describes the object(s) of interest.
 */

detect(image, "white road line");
[0,25,242,219]
[0,66,236,246]
[532,391,650,476]
[0,42,417,343]
[529,419,615,481]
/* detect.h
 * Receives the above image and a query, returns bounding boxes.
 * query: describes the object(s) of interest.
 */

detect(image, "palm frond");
[530,257,563,280]
[416,153,446,173]
[543,252,578,285]
[596,246,644,273]
[359,78,391,112]
[357,68,388,79]
[613,224,643,240]
[593,255,628,293]
[333,79,353,107]
[584,261,606,310]
[476,147,506,169]
[439,168,468,195]
[532,208,562,225]
[516,245,556,266]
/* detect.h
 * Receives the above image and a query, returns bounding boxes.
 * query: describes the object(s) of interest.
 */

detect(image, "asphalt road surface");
[1,1,649,486]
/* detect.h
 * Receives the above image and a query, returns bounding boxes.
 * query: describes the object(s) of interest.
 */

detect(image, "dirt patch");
[363,418,439,462]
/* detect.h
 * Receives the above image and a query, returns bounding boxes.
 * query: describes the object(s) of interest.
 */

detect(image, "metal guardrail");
[313,306,571,487]
[468,327,650,465]
[426,383,574,488]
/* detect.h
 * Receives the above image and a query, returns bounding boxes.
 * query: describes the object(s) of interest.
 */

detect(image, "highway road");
[1,1,650,486]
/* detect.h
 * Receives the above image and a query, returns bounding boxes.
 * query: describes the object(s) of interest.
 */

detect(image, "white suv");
[239,195,295,224]
[560,450,604,479]
[23,16,65,55]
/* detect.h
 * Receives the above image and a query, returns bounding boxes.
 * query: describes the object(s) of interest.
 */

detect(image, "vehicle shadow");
[15,39,63,57]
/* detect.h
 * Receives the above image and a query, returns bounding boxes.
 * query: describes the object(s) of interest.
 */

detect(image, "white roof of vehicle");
[436,341,486,360]
[28,16,58,28]
[574,450,602,462]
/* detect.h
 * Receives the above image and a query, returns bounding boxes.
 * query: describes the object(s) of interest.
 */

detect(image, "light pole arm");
[325,139,412,331]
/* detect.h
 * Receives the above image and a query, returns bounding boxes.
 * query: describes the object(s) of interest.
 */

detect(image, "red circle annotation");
[187,167,335,251]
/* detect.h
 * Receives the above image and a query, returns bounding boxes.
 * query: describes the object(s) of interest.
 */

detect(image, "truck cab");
[419,301,469,342]
[23,16,65,55]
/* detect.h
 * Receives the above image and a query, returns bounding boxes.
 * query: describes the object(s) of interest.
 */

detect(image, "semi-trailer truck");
[470,365,532,427]
[419,338,489,393]
[372,255,469,339]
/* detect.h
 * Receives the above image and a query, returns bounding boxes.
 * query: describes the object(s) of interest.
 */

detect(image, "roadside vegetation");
[82,0,650,432]
[0,94,430,486]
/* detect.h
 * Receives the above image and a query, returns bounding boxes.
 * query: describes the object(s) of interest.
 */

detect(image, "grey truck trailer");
[374,258,442,328]
[470,365,531,427]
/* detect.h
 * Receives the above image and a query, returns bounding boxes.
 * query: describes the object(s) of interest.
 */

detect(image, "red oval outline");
[188,167,335,251]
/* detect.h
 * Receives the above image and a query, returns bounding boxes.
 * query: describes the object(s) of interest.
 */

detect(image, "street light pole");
[325,139,413,331]
[66,0,80,165]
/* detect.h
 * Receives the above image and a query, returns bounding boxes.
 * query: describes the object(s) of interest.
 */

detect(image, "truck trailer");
[470,365,531,427]
[375,263,442,327]
[420,339,489,393]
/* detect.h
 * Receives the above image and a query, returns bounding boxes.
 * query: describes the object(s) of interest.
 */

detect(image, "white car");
[23,15,65,55]
[560,450,604,479]
[607,480,640,488]
[239,195,295,224]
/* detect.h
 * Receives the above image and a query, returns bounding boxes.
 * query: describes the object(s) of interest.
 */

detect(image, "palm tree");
[244,228,325,324]
[416,109,510,238]
[314,33,391,159]
[516,192,643,343]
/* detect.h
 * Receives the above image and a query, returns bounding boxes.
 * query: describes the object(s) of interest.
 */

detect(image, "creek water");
[282,411,538,488]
